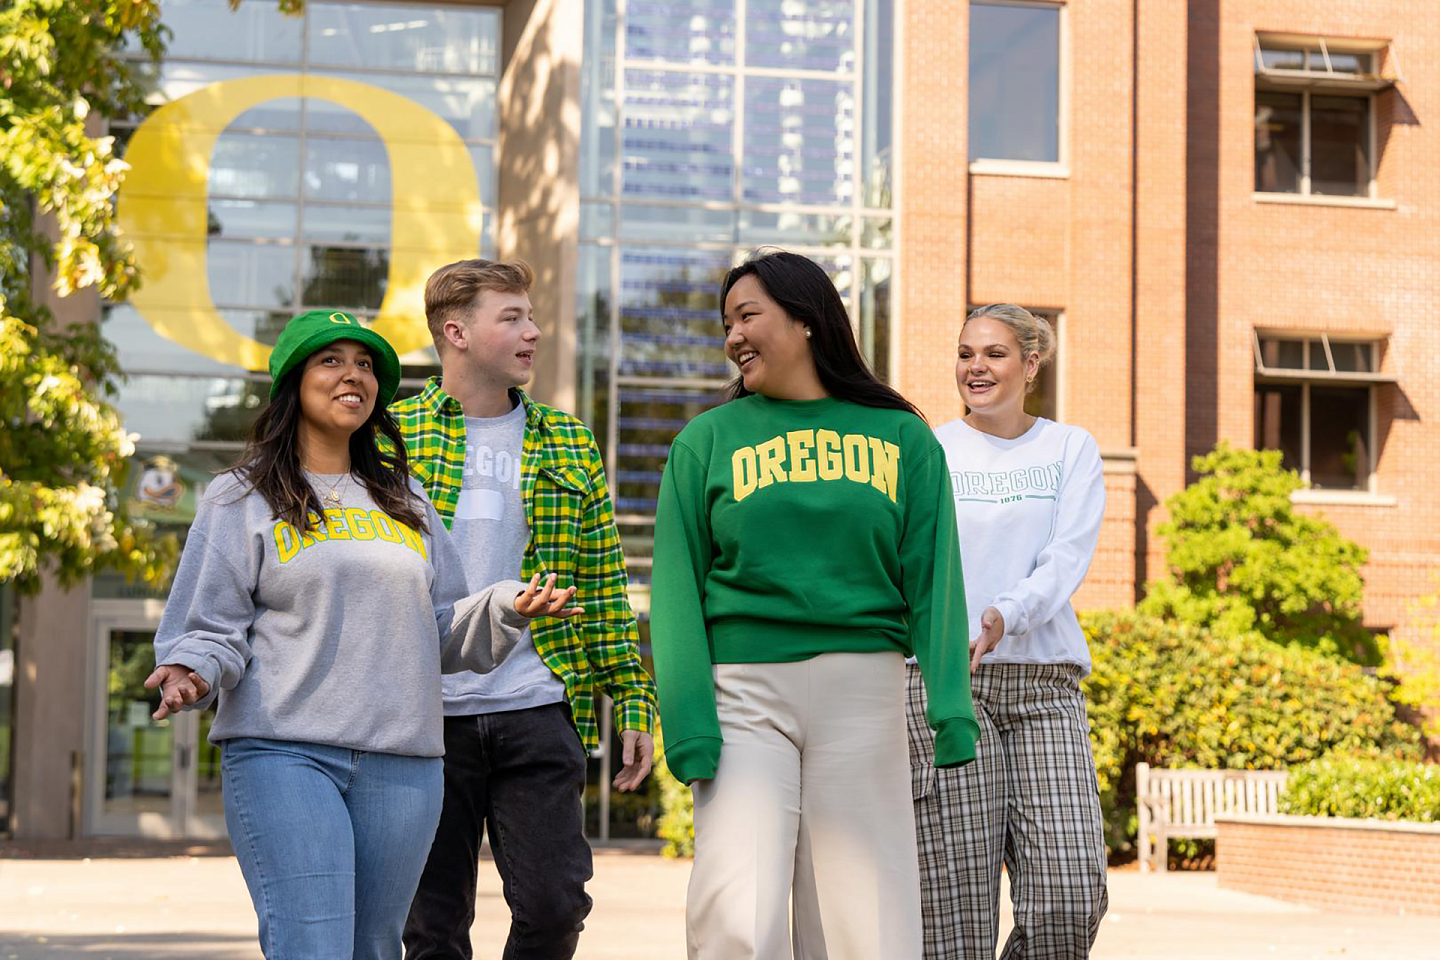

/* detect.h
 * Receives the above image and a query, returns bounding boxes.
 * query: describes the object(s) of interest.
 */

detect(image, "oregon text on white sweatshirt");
[933,417,1106,673]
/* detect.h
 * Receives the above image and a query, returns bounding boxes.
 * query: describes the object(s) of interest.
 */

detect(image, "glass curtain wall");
[578,0,897,593]
[106,0,499,476]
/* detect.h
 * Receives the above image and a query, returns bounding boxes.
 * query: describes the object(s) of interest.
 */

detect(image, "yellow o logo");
[117,74,483,370]
[329,312,354,325]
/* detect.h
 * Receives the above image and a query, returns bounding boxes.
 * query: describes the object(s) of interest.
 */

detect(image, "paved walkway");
[3,852,1437,958]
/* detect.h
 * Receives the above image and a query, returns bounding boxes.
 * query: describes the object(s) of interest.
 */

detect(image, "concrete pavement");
[3,852,1437,958]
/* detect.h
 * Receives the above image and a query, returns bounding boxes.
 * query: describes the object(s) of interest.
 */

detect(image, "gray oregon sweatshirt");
[153,471,527,757]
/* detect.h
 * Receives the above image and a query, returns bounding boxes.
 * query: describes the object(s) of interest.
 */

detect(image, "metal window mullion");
[1301,88,1312,195]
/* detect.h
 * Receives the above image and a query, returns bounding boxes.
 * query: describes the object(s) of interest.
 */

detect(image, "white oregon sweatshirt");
[933,417,1106,673]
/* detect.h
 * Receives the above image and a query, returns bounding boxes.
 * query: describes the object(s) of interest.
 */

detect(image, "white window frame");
[967,0,1069,179]
[1252,331,1395,499]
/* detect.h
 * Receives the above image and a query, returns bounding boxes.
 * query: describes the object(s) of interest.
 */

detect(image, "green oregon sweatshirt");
[650,394,979,784]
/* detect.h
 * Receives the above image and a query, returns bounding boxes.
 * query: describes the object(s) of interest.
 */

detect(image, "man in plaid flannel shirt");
[396,259,657,960]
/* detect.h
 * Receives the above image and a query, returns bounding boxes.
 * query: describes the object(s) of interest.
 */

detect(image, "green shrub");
[654,733,694,858]
[1280,756,1440,822]
[1083,611,1424,857]
[1139,443,1379,665]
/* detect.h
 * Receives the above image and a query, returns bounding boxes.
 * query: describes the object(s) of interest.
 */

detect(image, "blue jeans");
[222,737,444,960]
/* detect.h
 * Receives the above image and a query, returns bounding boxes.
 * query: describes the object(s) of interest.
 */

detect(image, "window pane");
[618,248,731,380]
[580,27,618,197]
[208,200,299,240]
[1309,386,1370,490]
[304,136,391,202]
[969,2,1060,162]
[745,0,854,73]
[625,0,736,65]
[738,209,852,247]
[743,77,855,205]
[861,0,894,207]
[207,240,297,309]
[301,204,393,246]
[1255,91,1302,193]
[1327,51,1371,75]
[580,202,615,240]
[210,133,301,199]
[307,72,497,141]
[1311,95,1370,197]
[308,3,500,75]
[622,71,734,202]
[1259,337,1305,370]
[620,204,736,243]
[862,217,892,249]
[1259,46,1305,71]
[1308,340,1329,371]
[115,374,272,443]
[155,0,302,63]
[616,387,724,513]
[301,246,390,311]
[1254,383,1303,473]
[1024,313,1059,420]
[860,259,893,381]
[1330,341,1374,373]
[576,243,613,441]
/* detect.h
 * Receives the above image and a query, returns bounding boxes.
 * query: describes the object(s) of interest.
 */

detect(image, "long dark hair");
[718,250,925,421]
[231,367,428,535]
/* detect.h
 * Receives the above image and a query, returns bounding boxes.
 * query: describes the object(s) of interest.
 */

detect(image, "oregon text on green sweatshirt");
[650,394,979,784]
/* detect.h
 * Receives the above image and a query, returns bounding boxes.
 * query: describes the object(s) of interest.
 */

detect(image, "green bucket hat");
[268,310,402,405]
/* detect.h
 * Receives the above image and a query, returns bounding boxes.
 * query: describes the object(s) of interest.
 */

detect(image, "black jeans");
[402,702,593,960]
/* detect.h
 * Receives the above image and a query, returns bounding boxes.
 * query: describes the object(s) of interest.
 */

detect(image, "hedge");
[1083,611,1424,855]
[1279,756,1440,822]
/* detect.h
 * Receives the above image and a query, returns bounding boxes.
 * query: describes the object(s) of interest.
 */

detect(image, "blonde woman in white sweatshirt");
[907,304,1108,960]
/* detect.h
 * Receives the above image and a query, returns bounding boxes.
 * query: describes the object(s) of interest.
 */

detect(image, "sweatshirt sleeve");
[151,491,260,711]
[990,431,1106,640]
[649,440,722,784]
[426,501,527,675]
[900,444,979,768]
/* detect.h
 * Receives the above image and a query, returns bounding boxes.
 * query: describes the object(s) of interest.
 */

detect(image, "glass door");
[87,602,226,838]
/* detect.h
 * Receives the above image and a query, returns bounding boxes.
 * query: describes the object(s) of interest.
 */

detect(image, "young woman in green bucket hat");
[147,310,583,960]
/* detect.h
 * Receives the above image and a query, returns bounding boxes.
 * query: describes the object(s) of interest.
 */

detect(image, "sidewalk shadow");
[0,932,258,959]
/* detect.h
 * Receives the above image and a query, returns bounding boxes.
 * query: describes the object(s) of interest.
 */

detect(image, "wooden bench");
[1135,763,1288,872]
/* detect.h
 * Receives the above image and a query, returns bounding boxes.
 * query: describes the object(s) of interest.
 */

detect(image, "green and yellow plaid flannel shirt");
[389,378,657,751]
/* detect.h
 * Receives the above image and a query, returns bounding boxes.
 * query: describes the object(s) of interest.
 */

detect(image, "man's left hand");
[612,730,654,792]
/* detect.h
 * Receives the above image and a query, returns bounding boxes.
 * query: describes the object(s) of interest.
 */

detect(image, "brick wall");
[1216,814,1440,916]
[898,2,1440,650]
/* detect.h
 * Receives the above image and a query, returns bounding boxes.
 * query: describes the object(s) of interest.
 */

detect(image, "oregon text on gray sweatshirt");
[153,471,528,757]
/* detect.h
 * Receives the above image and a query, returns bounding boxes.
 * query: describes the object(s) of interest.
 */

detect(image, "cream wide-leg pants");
[686,651,922,960]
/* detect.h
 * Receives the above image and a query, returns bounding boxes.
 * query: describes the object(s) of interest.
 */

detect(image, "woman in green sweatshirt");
[650,250,979,960]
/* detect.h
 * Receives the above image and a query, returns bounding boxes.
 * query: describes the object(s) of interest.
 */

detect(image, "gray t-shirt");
[152,471,528,757]
[445,404,568,715]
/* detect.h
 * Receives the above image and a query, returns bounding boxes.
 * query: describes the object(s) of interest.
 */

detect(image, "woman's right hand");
[515,573,585,620]
[969,606,1005,671]
[143,664,211,720]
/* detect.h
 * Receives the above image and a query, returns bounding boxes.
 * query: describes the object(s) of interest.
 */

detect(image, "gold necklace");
[313,471,349,505]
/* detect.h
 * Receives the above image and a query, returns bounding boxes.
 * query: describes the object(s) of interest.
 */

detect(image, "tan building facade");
[4,0,1436,843]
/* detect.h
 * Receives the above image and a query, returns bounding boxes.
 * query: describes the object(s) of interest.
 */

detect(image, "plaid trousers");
[906,662,1108,960]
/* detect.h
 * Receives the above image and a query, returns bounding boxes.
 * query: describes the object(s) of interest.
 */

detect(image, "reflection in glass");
[1309,340,1329,371]
[207,200,300,240]
[1260,338,1305,370]
[1254,91,1303,193]
[307,71,498,141]
[308,3,500,75]
[738,209,851,248]
[1330,341,1374,373]
[1311,95,1369,197]
[1254,382,1303,474]
[861,217,892,249]
[616,387,725,513]
[1310,386,1369,490]
[207,241,297,309]
[746,0,854,73]
[302,204,392,246]
[619,249,731,381]
[969,1,1060,162]
[230,98,305,134]
[1259,46,1305,71]
[580,203,615,240]
[620,204,736,243]
[860,259,892,381]
[104,630,172,818]
[210,134,302,199]
[304,136,392,202]
[862,0,894,208]
[1022,313,1059,420]
[622,71,734,201]
[117,375,273,443]
[743,77,855,206]
[301,246,391,311]
[625,0,735,65]
[577,243,614,444]
[158,0,302,63]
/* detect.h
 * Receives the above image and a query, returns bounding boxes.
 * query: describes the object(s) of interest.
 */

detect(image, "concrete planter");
[1215,813,1440,916]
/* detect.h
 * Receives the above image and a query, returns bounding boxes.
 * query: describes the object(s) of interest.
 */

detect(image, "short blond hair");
[964,303,1056,394]
[424,258,535,351]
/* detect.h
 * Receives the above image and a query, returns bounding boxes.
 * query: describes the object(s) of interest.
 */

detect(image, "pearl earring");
[804,329,812,339]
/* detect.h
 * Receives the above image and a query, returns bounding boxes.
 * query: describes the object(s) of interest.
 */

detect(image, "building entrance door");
[86,600,226,839]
